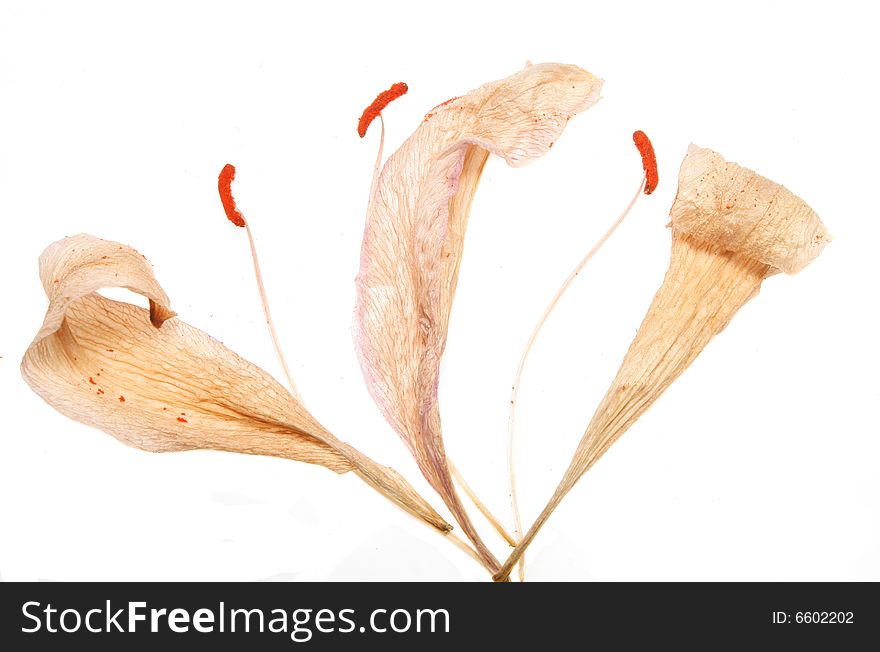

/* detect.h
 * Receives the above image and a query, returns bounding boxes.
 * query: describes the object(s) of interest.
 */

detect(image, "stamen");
[218,164,246,227]
[507,134,656,580]
[357,82,408,138]
[361,84,408,215]
[217,164,303,403]
[633,130,658,194]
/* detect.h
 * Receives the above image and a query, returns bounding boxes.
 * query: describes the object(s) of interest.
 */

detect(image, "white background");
[1,0,877,581]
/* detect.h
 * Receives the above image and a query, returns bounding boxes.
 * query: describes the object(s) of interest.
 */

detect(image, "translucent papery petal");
[670,144,831,274]
[354,63,603,568]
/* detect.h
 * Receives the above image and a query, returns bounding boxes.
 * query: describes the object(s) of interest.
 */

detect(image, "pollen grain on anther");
[218,164,246,227]
[633,130,658,195]
[358,82,408,138]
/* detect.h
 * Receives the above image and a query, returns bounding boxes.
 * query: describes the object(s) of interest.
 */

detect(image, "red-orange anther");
[218,163,246,227]
[632,130,658,195]
[358,82,408,138]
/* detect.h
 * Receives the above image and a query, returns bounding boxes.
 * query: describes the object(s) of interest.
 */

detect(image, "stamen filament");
[366,115,385,212]
[507,171,648,581]
[217,164,302,403]
[243,221,303,403]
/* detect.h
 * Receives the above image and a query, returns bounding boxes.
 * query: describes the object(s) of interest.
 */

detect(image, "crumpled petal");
[354,63,603,568]
[670,144,831,274]
[22,234,449,531]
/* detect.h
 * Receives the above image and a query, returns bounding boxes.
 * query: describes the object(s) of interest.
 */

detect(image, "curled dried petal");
[670,144,830,273]
[354,63,603,570]
[22,234,448,531]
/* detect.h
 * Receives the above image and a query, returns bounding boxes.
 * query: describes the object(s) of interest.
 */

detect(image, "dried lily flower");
[496,144,831,580]
[354,63,603,571]
[20,234,451,535]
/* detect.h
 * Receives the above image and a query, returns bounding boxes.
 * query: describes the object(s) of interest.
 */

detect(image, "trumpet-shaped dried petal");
[496,146,830,580]
[22,235,449,532]
[670,145,830,273]
[355,63,603,570]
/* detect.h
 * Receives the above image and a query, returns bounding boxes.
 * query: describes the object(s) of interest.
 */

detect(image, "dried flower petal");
[496,145,830,580]
[354,63,603,570]
[670,144,830,273]
[22,234,449,532]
